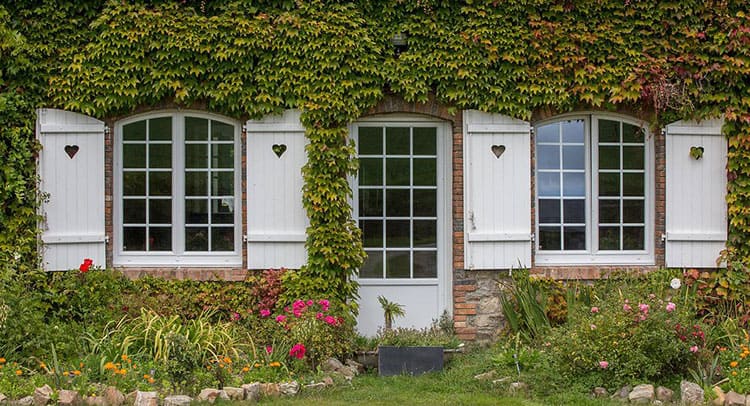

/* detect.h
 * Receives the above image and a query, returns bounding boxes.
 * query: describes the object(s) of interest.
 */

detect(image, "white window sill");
[535,253,655,266]
[114,253,242,268]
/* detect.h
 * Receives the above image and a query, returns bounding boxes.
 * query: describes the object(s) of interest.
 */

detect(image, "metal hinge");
[530,126,535,136]
[530,233,535,243]
[469,211,476,231]
[104,126,111,135]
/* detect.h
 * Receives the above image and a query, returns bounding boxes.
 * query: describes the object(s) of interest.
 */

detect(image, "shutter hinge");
[661,233,667,242]
[104,126,111,135]
[469,211,476,231]
[242,234,248,243]
[105,235,110,244]
[530,233,535,243]
[529,126,535,136]
[660,128,666,136]
[242,124,247,132]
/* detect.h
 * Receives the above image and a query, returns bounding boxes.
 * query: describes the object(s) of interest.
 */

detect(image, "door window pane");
[358,127,382,155]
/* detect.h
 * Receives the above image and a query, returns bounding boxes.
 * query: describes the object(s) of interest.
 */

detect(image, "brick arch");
[363,94,460,125]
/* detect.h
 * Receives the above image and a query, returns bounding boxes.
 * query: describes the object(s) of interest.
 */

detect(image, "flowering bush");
[546,293,707,389]
[721,330,750,393]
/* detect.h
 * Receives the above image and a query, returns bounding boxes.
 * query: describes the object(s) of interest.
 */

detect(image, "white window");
[535,114,654,265]
[114,112,242,266]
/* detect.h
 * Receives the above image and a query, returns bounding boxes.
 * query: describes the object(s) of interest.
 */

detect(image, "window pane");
[385,127,409,154]
[123,144,146,168]
[623,200,644,223]
[563,199,585,223]
[413,251,437,278]
[538,199,560,223]
[360,251,383,278]
[563,145,584,170]
[186,117,208,141]
[623,173,644,196]
[360,220,383,247]
[538,226,561,250]
[562,120,584,143]
[598,146,619,169]
[386,158,410,186]
[359,158,382,186]
[149,199,171,224]
[149,117,172,141]
[123,172,146,196]
[413,158,436,186]
[599,226,620,250]
[123,121,146,141]
[211,121,234,141]
[359,189,383,217]
[123,199,146,223]
[185,199,208,224]
[563,226,586,250]
[213,144,234,169]
[413,189,437,217]
[599,173,619,196]
[386,251,410,278]
[186,171,207,196]
[537,123,558,143]
[149,144,172,168]
[149,172,172,196]
[622,146,644,170]
[186,144,207,168]
[212,198,234,224]
[358,127,382,155]
[413,220,436,248]
[599,199,620,223]
[563,173,585,197]
[537,145,560,170]
[211,172,233,196]
[211,227,234,251]
[538,172,560,197]
[385,220,410,247]
[149,227,172,251]
[386,189,410,217]
[413,127,436,155]
[185,227,208,251]
[623,226,644,250]
[599,119,619,142]
[123,227,146,251]
[622,123,644,143]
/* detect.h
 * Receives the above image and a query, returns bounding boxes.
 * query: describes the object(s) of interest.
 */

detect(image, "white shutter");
[665,118,727,267]
[246,110,309,269]
[464,110,531,269]
[37,108,106,271]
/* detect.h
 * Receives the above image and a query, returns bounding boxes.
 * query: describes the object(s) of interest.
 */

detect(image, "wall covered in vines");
[2,0,750,301]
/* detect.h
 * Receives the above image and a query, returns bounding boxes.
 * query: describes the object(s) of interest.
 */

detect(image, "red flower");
[289,343,306,359]
[79,258,94,273]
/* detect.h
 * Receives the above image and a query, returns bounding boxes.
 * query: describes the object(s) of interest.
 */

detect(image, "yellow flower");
[73,370,81,376]
[206,366,212,371]
[0,357,6,363]
[15,370,22,376]
[63,371,69,376]
[121,354,128,361]
[143,374,150,379]
[104,362,116,370]
[269,362,281,367]
[148,378,155,384]
[80,362,84,368]
[0,365,4,370]
[253,363,261,368]
[242,367,250,372]
[733,371,738,376]
[223,357,232,364]
[39,362,46,369]
[741,353,747,359]
[731,361,739,368]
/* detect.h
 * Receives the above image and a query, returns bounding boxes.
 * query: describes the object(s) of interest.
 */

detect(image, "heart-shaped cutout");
[690,146,704,160]
[272,144,287,158]
[491,144,506,158]
[64,145,79,159]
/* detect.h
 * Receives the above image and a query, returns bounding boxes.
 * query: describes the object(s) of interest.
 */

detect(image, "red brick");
[454,285,476,292]
[453,315,467,322]
[454,303,476,309]
[454,308,477,315]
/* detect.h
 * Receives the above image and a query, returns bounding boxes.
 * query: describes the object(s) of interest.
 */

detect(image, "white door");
[352,116,452,336]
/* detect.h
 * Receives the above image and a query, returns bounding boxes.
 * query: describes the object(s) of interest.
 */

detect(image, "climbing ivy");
[2,0,750,302]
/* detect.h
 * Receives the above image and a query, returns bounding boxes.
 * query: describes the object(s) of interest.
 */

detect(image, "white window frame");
[534,113,655,266]
[114,111,242,267]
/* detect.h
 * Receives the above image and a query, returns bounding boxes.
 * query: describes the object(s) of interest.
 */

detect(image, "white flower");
[670,278,682,290]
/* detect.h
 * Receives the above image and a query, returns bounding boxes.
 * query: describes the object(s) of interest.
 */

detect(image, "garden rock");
[592,387,608,398]
[103,387,124,406]
[616,385,632,399]
[124,391,137,406]
[33,385,53,406]
[82,396,105,406]
[133,391,158,406]
[304,382,327,390]
[241,383,260,401]
[713,387,726,406]
[509,382,528,394]
[492,377,510,385]
[163,395,192,406]
[680,380,704,406]
[656,386,673,403]
[10,397,33,406]
[0,394,7,404]
[346,359,364,374]
[628,384,654,404]
[197,389,228,404]
[473,370,497,381]
[279,381,300,396]
[322,358,345,373]
[322,376,334,387]
[223,387,244,401]
[259,384,279,397]
[725,391,745,406]
[57,390,81,406]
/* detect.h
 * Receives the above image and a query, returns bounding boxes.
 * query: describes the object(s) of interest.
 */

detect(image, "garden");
[2,261,750,405]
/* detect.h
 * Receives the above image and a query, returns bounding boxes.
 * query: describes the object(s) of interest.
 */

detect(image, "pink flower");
[289,343,306,359]
[266,346,273,354]
[590,307,599,314]
[293,310,302,318]
[316,312,323,319]
[590,324,597,330]
[623,304,632,312]
[307,299,314,306]
[690,345,699,353]
[324,315,337,325]
[666,302,676,312]
[599,361,609,369]
[318,299,330,311]
[230,312,240,321]
[260,309,271,317]
[638,303,649,314]
[275,315,286,323]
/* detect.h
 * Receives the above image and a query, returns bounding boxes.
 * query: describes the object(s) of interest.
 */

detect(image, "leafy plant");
[377,295,405,331]
[498,269,551,342]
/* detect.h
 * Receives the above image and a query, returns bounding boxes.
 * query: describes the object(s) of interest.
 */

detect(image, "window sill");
[534,253,655,266]
[114,254,242,268]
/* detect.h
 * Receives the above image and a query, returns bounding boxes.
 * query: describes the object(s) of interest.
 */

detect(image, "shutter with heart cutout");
[464,110,532,269]
[246,110,309,269]
[37,108,106,270]
[665,118,727,267]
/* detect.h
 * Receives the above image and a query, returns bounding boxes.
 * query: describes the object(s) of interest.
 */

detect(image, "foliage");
[499,269,551,342]
[377,295,405,331]
[720,330,750,393]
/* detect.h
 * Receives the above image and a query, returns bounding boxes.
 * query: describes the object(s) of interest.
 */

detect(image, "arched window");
[114,111,241,266]
[535,114,654,264]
